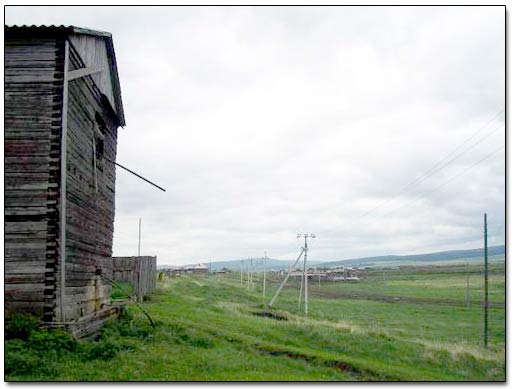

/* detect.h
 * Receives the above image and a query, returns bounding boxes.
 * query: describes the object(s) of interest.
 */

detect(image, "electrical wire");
[361,110,504,218]
[381,145,505,217]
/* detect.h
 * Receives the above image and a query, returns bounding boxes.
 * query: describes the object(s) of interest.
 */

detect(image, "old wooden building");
[5,25,125,335]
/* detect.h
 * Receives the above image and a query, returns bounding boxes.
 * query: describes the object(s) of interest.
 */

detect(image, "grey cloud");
[6,6,505,264]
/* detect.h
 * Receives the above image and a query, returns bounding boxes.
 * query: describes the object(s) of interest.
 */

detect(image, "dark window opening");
[95,112,107,135]
[95,137,104,173]
[96,137,104,159]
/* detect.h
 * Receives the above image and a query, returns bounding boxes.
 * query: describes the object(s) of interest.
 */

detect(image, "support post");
[59,39,70,323]
[263,252,267,304]
[466,260,470,307]
[247,258,250,289]
[298,266,303,310]
[304,235,309,316]
[268,248,304,308]
[138,218,141,257]
[484,213,489,348]
[250,258,253,286]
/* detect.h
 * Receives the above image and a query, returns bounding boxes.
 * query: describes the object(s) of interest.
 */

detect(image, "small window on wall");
[95,112,107,135]
[96,137,104,160]
[92,112,107,193]
[94,112,106,171]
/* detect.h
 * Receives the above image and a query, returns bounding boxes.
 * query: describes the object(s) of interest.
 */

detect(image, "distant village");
[159,262,365,282]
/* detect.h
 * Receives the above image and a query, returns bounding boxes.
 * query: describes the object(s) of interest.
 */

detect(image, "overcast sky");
[6,6,505,265]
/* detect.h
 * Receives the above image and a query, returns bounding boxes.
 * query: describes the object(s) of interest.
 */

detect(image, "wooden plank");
[68,66,102,81]
[5,36,62,323]
[5,302,44,316]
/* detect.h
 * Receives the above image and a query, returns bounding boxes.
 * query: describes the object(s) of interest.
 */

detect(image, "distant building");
[182,263,209,274]
[214,267,231,275]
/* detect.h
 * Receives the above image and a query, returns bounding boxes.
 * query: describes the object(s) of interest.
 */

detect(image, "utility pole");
[263,251,267,304]
[466,260,470,307]
[484,213,489,348]
[138,218,141,257]
[298,266,304,310]
[247,258,250,289]
[268,248,305,308]
[250,257,254,287]
[298,233,315,315]
[240,259,243,286]
[303,234,309,315]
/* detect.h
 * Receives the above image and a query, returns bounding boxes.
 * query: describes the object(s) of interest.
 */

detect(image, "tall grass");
[5,263,505,381]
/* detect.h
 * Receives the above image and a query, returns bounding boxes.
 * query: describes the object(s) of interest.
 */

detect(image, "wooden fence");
[112,256,157,301]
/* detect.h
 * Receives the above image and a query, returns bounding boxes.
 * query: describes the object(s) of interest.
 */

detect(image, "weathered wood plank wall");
[5,35,64,320]
[112,256,157,301]
[61,41,119,321]
[5,27,124,336]
[68,34,118,120]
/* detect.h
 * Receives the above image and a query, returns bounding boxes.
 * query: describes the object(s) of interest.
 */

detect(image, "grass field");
[5,262,505,381]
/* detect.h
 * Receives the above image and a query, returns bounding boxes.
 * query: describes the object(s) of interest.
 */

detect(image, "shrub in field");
[5,312,152,380]
[5,340,41,376]
[101,309,156,342]
[27,328,78,353]
[83,340,121,360]
[5,329,77,379]
[5,313,40,340]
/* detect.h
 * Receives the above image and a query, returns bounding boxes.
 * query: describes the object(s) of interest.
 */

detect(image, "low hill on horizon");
[316,244,505,268]
[159,245,505,271]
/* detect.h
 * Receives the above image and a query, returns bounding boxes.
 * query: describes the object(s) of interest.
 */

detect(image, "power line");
[361,110,504,218]
[381,146,505,217]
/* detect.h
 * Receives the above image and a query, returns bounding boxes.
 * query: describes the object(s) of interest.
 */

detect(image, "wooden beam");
[59,40,70,323]
[68,66,102,81]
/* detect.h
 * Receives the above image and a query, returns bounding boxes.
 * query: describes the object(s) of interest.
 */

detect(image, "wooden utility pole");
[240,259,243,286]
[247,258,250,289]
[484,213,489,348]
[466,260,470,307]
[297,234,315,315]
[138,218,141,257]
[263,252,267,304]
[302,236,309,314]
[250,258,254,287]
[298,268,304,310]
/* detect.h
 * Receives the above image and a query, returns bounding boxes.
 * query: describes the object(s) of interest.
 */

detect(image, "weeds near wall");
[4,312,155,380]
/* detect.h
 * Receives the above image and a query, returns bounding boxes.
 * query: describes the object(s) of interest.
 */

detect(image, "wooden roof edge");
[5,25,126,127]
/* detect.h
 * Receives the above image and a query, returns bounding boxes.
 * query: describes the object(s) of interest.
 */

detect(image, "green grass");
[308,263,504,310]
[5,263,505,381]
[110,281,134,300]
